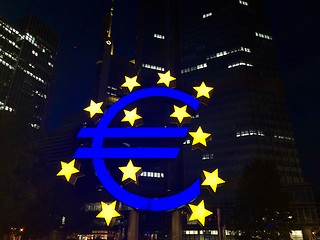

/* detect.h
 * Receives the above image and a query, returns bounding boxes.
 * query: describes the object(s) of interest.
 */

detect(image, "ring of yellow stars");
[56,159,80,182]
[119,160,142,183]
[188,200,213,227]
[170,105,191,123]
[121,76,141,92]
[157,70,176,87]
[84,100,103,118]
[189,126,211,147]
[121,107,142,126]
[202,169,225,192]
[193,82,214,99]
[96,201,121,226]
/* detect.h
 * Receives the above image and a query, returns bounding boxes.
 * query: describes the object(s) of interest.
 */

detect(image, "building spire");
[107,0,115,38]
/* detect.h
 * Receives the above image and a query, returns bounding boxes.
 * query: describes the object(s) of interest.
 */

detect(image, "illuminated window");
[0,34,19,48]
[236,130,265,137]
[239,0,248,6]
[33,90,47,99]
[154,33,165,39]
[255,32,273,40]
[228,62,253,69]
[181,63,207,74]
[21,67,45,84]
[0,58,14,70]
[202,153,214,160]
[0,102,14,112]
[207,46,251,60]
[140,171,165,178]
[203,12,212,18]
[142,63,164,71]
[0,47,16,60]
[183,139,191,145]
[274,135,294,141]
[30,123,40,129]
[32,50,38,56]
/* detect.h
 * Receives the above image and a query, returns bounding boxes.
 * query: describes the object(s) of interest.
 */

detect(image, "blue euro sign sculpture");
[74,87,201,211]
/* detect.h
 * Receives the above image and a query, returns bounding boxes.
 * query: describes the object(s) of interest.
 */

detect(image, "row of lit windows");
[33,90,47,99]
[142,63,164,71]
[236,130,295,141]
[107,85,118,91]
[274,135,294,141]
[23,32,38,47]
[0,33,19,48]
[207,46,251,60]
[202,12,212,18]
[140,171,164,178]
[0,58,14,70]
[228,61,253,69]
[184,230,302,238]
[1,21,49,54]
[181,63,207,74]
[107,91,117,97]
[154,33,165,39]
[21,67,46,84]
[0,47,17,61]
[255,32,273,40]
[202,153,214,160]
[185,230,218,235]
[30,123,40,129]
[0,101,15,112]
[236,130,265,137]
[239,0,248,6]
[0,21,19,35]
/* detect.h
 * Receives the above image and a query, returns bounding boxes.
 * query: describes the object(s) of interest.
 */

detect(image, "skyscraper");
[0,15,59,130]
[106,0,319,239]
[178,0,318,238]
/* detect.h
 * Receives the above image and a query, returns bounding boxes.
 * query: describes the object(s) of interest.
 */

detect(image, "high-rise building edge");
[0,15,59,131]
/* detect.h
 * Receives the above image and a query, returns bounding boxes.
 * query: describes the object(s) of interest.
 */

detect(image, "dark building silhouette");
[0,15,59,130]
[178,0,319,239]
[109,0,319,239]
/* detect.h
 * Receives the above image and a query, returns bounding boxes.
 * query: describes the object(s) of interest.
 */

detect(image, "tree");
[233,160,293,240]
[0,110,54,238]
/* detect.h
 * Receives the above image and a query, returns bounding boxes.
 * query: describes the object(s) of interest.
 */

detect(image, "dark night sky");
[1,1,319,195]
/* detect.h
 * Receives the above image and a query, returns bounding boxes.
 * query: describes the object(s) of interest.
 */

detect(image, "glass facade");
[0,15,58,130]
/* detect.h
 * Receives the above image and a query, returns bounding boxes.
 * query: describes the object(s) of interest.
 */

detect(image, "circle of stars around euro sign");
[56,70,225,227]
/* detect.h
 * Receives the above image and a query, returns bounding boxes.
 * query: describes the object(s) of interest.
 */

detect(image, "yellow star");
[202,169,225,192]
[157,70,176,87]
[189,126,211,147]
[56,159,80,182]
[193,82,214,99]
[84,100,103,118]
[188,200,213,226]
[121,76,141,92]
[121,108,142,126]
[119,160,142,183]
[170,105,191,123]
[96,201,121,226]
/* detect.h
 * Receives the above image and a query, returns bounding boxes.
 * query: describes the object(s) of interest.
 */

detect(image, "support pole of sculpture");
[128,210,139,240]
[172,209,182,240]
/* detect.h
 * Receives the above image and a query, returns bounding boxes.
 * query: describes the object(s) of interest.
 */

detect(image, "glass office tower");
[133,0,318,238]
[0,15,58,130]
[178,0,318,238]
